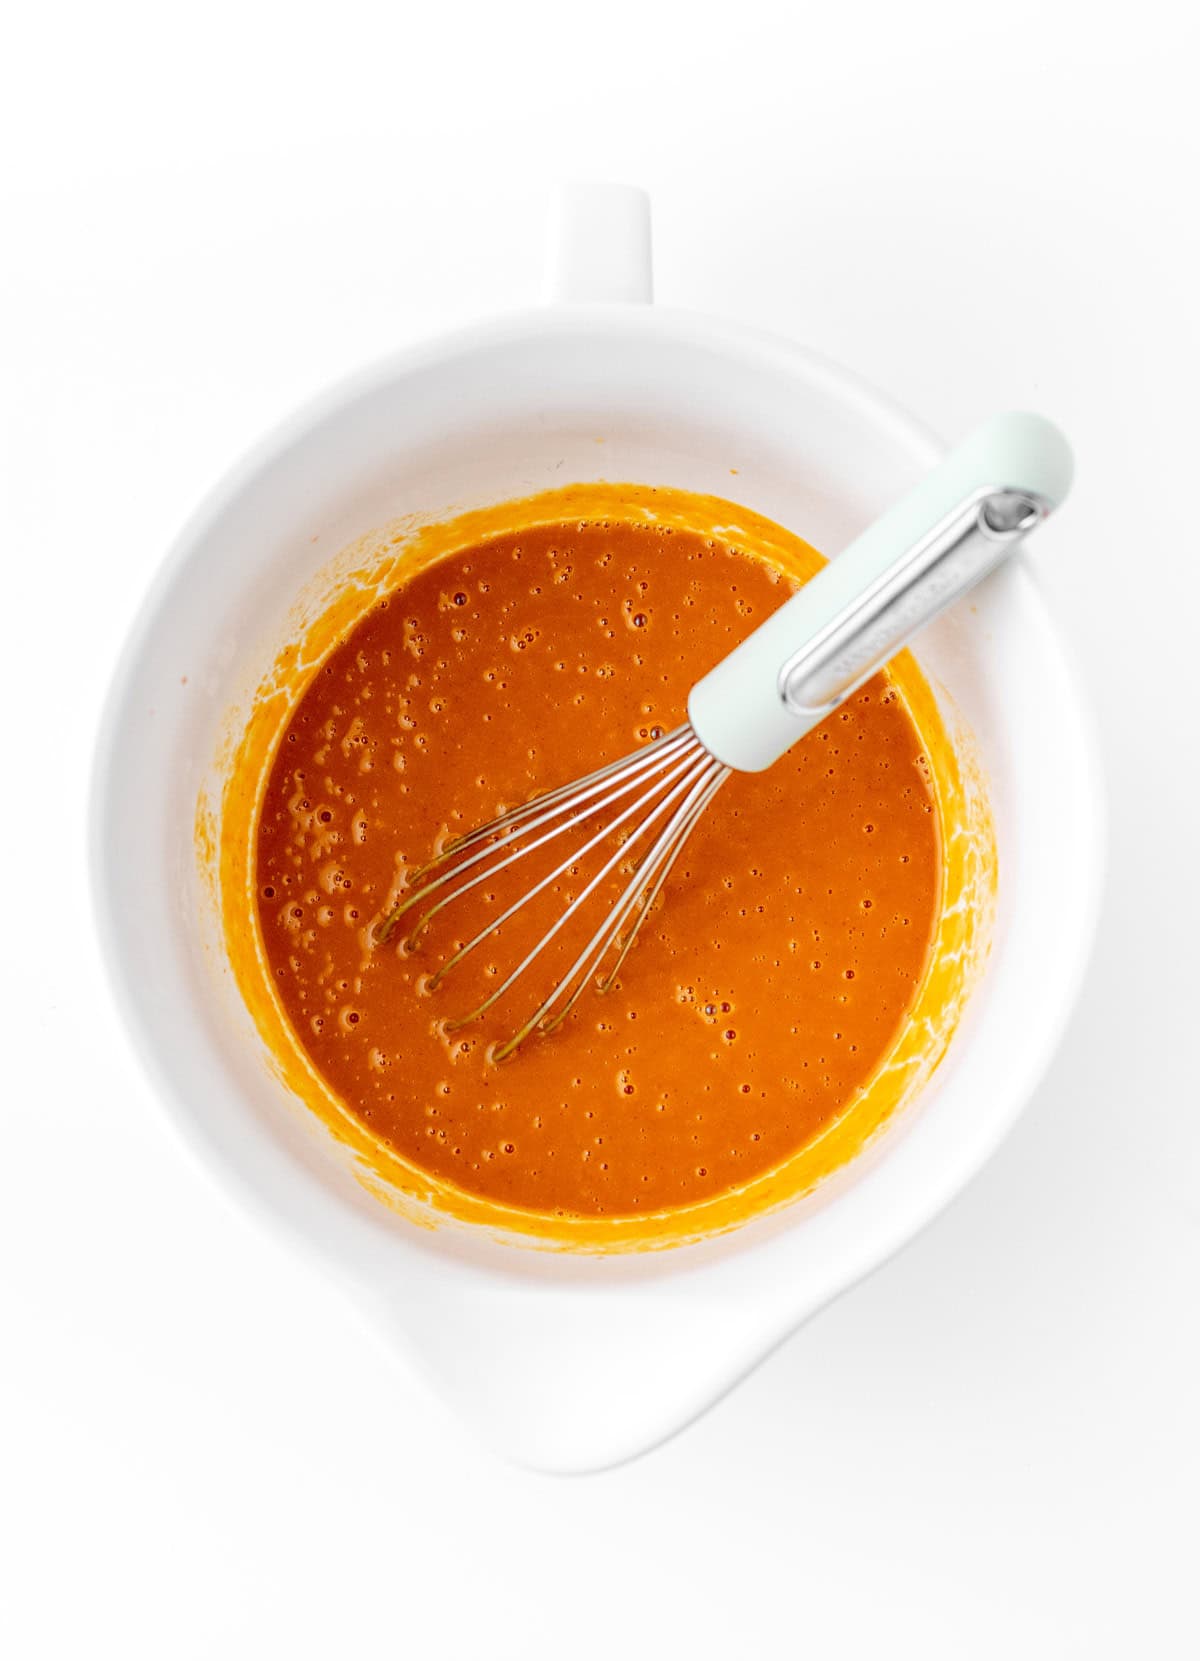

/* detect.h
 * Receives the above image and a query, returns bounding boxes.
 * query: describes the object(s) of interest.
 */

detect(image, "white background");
[3,2,1198,1656]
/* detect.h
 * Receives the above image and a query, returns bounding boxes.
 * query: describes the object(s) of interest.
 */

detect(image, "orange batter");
[254,518,940,1218]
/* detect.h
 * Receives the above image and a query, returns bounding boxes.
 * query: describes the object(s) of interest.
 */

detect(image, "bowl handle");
[543,180,653,305]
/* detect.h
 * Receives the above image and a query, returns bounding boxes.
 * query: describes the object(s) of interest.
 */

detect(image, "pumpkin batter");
[254,518,941,1218]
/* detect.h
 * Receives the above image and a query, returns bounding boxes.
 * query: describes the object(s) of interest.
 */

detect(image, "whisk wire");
[374,725,694,948]
[420,725,695,872]
[487,748,725,1059]
[375,722,728,1057]
[430,740,705,1004]
[536,756,728,1043]
[595,761,728,994]
[441,742,716,1048]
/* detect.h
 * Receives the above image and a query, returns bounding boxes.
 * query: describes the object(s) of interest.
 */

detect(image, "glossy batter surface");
[255,520,941,1217]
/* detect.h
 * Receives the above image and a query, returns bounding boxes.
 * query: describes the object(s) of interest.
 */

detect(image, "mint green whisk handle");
[688,411,1073,772]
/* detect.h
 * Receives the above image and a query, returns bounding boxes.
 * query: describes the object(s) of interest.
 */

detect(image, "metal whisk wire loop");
[374,724,728,1059]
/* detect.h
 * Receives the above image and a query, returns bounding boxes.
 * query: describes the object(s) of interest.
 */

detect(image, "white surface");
[2,1,1197,1655]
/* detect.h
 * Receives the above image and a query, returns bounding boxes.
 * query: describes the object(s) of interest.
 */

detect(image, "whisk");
[376,412,1073,1058]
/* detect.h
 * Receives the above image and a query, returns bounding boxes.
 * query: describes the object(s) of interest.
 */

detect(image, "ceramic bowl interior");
[92,306,1100,1465]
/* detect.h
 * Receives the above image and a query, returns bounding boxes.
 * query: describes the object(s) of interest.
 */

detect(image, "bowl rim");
[89,299,1106,1456]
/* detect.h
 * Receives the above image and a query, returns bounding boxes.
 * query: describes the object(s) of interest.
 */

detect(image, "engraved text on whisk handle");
[778,488,1049,718]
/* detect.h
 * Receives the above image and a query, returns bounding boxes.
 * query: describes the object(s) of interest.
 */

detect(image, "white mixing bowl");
[91,184,1102,1470]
